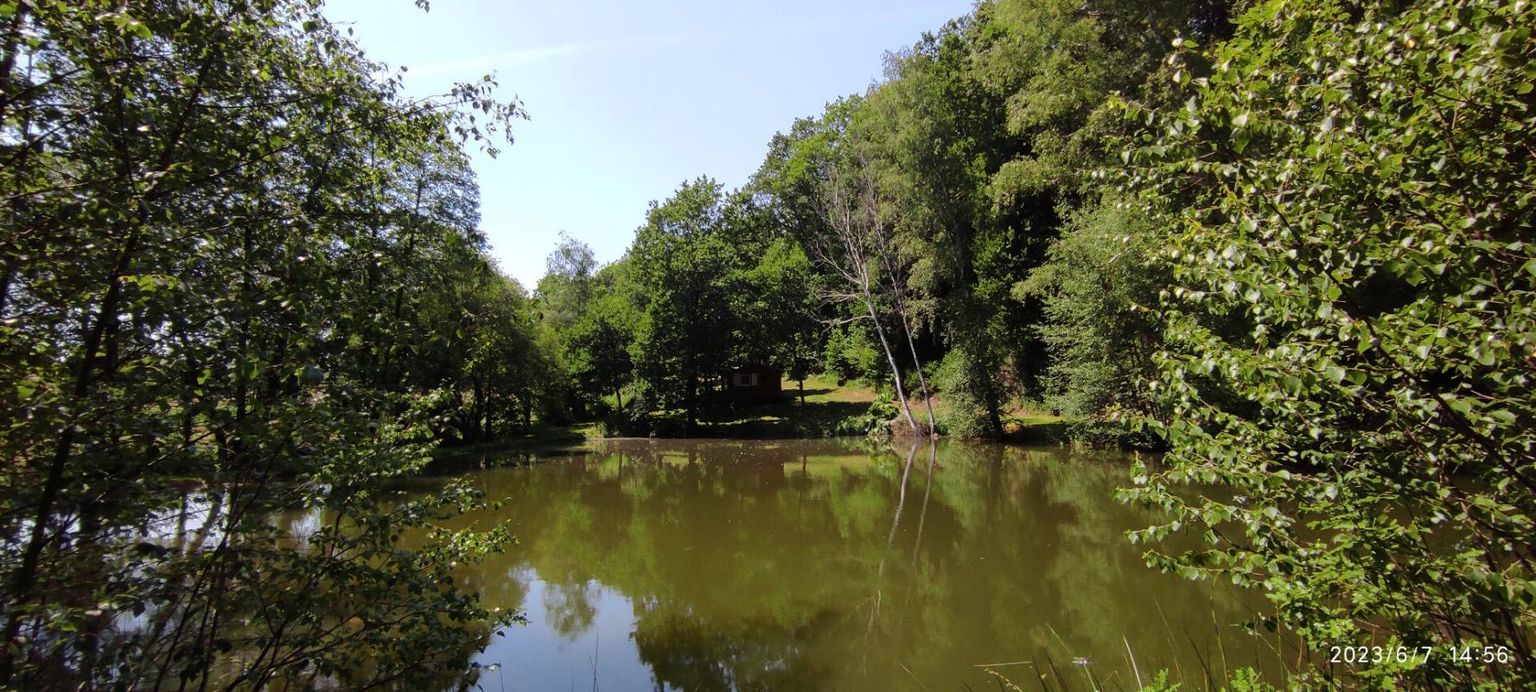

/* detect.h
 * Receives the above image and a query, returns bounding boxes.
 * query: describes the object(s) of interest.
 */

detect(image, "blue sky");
[322,0,975,288]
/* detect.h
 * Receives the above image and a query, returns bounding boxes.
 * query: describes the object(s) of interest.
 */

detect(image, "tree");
[459,273,549,439]
[538,231,598,335]
[753,101,878,391]
[867,14,1018,438]
[0,1,523,686]
[992,0,1234,444]
[566,287,637,412]
[755,96,939,435]
[1018,201,1167,446]
[811,146,936,437]
[734,238,820,403]
[1122,0,1536,687]
[630,178,740,434]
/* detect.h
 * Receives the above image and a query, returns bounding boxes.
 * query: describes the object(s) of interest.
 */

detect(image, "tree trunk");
[985,392,1004,440]
[4,222,140,674]
[876,239,935,438]
[863,294,919,437]
[472,377,486,442]
[895,311,935,438]
[685,378,697,437]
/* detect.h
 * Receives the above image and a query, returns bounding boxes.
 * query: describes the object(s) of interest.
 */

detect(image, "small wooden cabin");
[728,363,782,404]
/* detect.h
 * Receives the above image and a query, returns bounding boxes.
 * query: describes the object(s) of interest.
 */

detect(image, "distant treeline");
[529,2,1233,444]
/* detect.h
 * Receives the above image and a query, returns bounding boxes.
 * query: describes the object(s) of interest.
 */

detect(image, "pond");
[416,439,1288,691]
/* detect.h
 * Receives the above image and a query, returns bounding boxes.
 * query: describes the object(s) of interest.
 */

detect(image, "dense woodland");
[1,0,1532,688]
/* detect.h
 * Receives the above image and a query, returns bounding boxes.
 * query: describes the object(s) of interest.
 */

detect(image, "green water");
[420,439,1286,691]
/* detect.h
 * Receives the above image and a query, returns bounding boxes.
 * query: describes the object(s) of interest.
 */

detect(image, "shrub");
[934,351,993,438]
[1122,1,1536,687]
[836,393,901,436]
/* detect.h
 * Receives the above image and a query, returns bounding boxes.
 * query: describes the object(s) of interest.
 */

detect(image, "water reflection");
[416,440,1284,691]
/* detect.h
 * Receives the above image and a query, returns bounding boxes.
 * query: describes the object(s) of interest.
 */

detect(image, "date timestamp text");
[1328,645,1515,666]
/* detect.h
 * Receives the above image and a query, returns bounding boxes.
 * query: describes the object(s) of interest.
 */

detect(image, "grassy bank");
[437,375,1072,451]
[427,377,1080,470]
[694,374,877,438]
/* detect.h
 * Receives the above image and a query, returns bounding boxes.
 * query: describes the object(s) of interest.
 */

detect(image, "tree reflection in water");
[409,440,1286,691]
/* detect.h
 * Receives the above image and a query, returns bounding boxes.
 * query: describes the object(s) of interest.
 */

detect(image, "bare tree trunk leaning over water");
[871,219,935,437]
[809,157,934,437]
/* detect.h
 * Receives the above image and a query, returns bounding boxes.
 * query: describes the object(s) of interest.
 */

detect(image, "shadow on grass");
[696,398,868,439]
[790,387,836,399]
[1004,419,1072,445]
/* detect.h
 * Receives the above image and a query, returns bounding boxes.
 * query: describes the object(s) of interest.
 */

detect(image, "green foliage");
[824,323,884,383]
[629,178,740,433]
[934,351,994,438]
[544,177,827,432]
[535,235,636,420]
[1023,201,1168,447]
[865,14,1019,436]
[1224,667,1277,692]
[1134,666,1276,692]
[732,238,820,378]
[835,393,901,436]
[1121,0,1536,687]
[0,0,526,686]
[983,0,1232,205]
[743,1,1238,440]
[982,0,1235,445]
[18,0,1517,683]
[541,232,599,319]
[565,288,637,410]
[140,482,513,690]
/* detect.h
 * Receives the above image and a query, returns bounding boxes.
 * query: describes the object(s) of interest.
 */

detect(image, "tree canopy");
[0,0,531,686]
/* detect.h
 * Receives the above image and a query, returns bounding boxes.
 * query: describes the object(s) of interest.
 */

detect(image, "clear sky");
[321,0,974,289]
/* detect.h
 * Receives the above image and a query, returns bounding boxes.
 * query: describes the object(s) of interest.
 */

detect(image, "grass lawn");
[698,376,1069,442]
[1001,411,1070,444]
[695,373,876,438]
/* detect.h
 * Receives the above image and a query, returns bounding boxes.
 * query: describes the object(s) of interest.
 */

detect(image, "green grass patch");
[679,375,878,438]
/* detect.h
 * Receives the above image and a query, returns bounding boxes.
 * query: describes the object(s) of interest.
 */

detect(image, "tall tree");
[980,0,1234,442]
[813,148,936,437]
[629,178,739,434]
[868,13,1019,437]
[564,272,638,413]
[734,239,820,403]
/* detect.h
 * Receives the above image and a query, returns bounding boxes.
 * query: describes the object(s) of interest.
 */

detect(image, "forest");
[1,0,1532,688]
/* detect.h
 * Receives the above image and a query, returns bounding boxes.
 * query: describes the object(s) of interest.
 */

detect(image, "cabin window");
[733,372,759,387]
